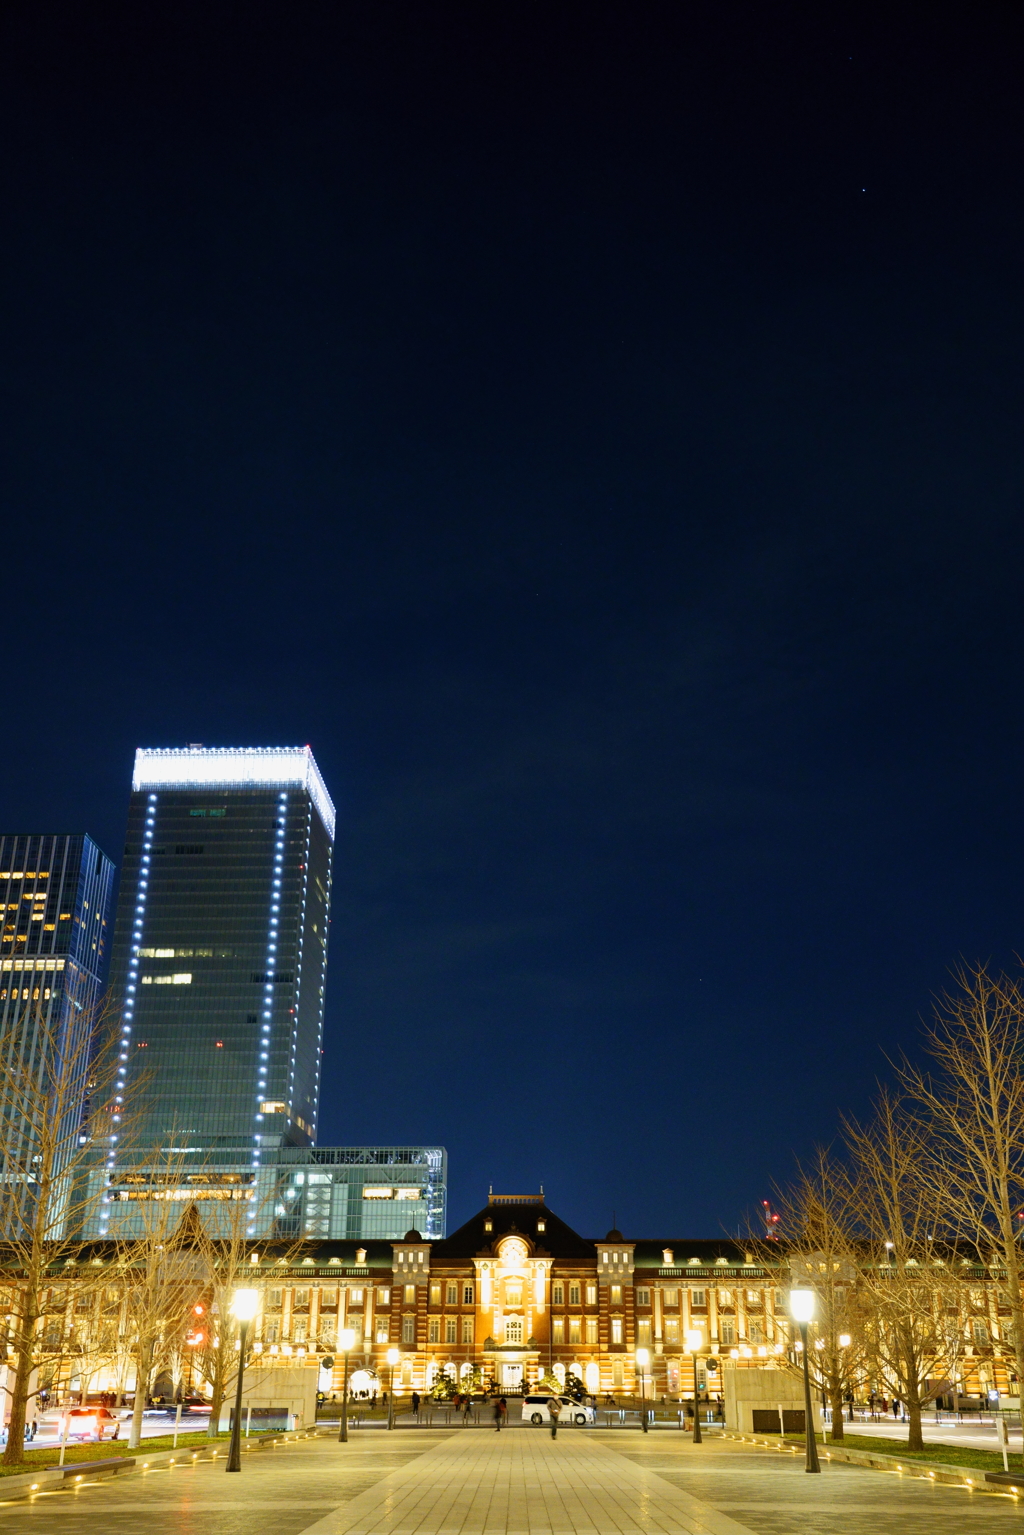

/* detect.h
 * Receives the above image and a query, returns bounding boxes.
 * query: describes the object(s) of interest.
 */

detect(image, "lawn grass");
[780,1429,1021,1475]
[0,1429,233,1478]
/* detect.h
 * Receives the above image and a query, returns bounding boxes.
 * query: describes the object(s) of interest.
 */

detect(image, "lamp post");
[635,1348,650,1433]
[685,1329,703,1444]
[789,1289,820,1473]
[386,1347,399,1430]
[337,1327,357,1443]
[225,1288,259,1473]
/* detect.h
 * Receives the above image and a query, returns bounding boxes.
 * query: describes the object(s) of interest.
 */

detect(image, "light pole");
[386,1347,399,1430]
[685,1330,703,1444]
[337,1327,357,1443]
[225,1288,259,1473]
[635,1348,650,1433]
[789,1289,820,1473]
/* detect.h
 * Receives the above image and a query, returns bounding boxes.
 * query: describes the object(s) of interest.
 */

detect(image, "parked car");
[521,1395,595,1426]
[39,1407,121,1443]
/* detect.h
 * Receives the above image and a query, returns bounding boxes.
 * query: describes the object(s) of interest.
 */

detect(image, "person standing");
[411,1391,420,1418]
[493,1398,503,1432]
[547,1395,562,1439]
[463,1396,473,1425]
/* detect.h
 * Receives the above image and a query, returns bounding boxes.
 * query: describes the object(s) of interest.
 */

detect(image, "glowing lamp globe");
[789,1289,816,1323]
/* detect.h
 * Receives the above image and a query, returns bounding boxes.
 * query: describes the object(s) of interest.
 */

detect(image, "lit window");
[552,1318,564,1344]
[610,1284,622,1306]
[611,1318,623,1344]
[363,1186,394,1200]
[637,1318,651,1344]
[586,1317,598,1344]
[462,1316,474,1343]
[445,1317,457,1343]
[404,1285,415,1305]
[569,1318,581,1344]
[586,1284,597,1306]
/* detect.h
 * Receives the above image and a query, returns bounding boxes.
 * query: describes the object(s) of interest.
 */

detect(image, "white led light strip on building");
[132,746,335,839]
[100,791,157,1232]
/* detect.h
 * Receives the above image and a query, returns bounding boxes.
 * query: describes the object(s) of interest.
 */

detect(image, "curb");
[722,1431,1021,1499]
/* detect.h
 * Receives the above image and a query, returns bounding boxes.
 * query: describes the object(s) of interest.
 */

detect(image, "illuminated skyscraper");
[101,747,334,1235]
[0,834,114,1230]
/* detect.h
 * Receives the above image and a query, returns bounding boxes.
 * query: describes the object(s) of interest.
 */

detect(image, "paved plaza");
[2,1426,1024,1535]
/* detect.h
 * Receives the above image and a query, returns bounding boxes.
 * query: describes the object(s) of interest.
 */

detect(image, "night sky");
[3,4,1023,1238]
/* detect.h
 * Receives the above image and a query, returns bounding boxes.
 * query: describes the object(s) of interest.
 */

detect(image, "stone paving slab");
[2,1422,1024,1535]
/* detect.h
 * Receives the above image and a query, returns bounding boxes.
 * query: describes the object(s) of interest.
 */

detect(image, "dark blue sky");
[3,3,1023,1236]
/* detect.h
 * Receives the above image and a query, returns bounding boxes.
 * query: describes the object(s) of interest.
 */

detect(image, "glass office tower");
[0,834,115,1232]
[101,747,334,1236]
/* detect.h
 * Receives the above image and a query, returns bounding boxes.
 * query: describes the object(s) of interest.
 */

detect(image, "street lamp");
[789,1289,820,1473]
[685,1329,703,1444]
[337,1327,357,1443]
[225,1288,259,1473]
[386,1347,400,1430]
[636,1347,650,1434]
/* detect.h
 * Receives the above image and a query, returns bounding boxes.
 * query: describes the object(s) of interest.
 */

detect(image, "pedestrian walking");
[500,1396,507,1427]
[547,1395,562,1439]
[463,1396,473,1425]
[493,1398,503,1432]
[411,1391,420,1417]
[892,1398,900,1420]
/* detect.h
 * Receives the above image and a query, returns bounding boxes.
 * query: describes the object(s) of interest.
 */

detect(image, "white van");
[521,1394,595,1426]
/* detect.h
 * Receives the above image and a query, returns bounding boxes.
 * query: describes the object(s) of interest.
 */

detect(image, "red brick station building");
[300,1193,790,1400]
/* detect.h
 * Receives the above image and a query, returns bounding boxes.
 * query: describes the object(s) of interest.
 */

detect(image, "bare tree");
[843,1089,966,1451]
[0,998,121,1463]
[189,1206,305,1438]
[115,1162,208,1448]
[898,962,1024,1406]
[781,1147,871,1442]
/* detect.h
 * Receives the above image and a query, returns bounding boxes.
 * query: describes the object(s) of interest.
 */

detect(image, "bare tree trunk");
[906,1397,924,1452]
[1,1317,35,1465]
[828,1384,845,1442]
[128,1341,153,1449]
